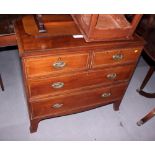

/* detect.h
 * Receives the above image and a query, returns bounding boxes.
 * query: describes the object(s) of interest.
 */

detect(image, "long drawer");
[28,64,134,99]
[31,83,127,118]
[92,48,141,68]
[24,52,89,78]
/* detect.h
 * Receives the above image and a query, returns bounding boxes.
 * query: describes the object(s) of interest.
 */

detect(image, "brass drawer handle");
[53,61,66,69]
[101,92,111,98]
[134,49,138,53]
[52,103,63,109]
[51,82,64,89]
[107,73,117,80]
[112,53,123,61]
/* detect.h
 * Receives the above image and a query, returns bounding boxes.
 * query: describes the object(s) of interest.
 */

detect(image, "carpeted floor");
[0,50,155,140]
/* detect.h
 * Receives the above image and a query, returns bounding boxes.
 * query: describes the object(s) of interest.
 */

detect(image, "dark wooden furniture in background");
[0,15,24,47]
[0,74,4,91]
[136,15,155,126]
[15,15,144,133]
[0,15,24,93]
[71,14,142,42]
[0,35,16,47]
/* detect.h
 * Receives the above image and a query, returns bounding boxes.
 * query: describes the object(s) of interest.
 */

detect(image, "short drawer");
[24,52,89,78]
[31,83,127,118]
[28,65,134,99]
[92,48,142,68]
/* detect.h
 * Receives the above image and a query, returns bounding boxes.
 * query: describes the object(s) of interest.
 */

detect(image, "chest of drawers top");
[14,16,144,58]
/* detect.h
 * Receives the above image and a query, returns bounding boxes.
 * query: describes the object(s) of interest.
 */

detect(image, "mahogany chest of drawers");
[14,15,144,133]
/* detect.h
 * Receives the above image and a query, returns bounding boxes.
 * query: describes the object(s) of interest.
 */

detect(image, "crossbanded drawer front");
[92,48,141,68]
[24,52,89,78]
[28,65,134,99]
[31,83,127,118]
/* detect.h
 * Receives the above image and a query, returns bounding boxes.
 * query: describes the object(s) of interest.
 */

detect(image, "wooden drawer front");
[24,52,89,78]
[92,48,141,68]
[28,65,134,99]
[32,83,127,118]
